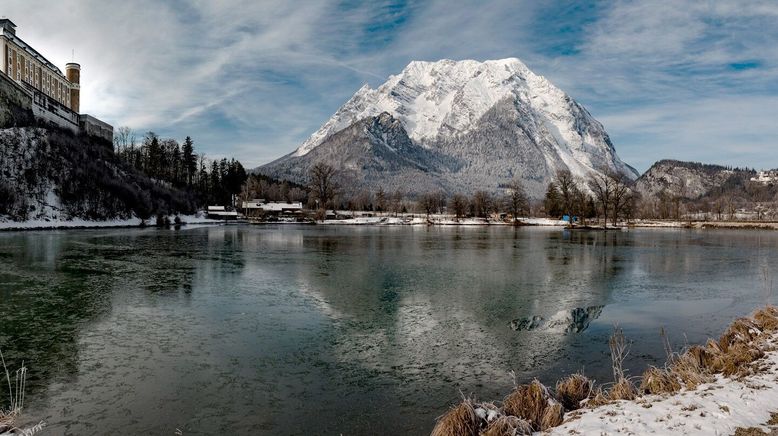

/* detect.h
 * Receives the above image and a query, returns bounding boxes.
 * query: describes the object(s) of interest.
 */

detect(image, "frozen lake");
[0,225,776,434]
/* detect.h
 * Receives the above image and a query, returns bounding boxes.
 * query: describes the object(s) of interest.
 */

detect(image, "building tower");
[65,62,80,113]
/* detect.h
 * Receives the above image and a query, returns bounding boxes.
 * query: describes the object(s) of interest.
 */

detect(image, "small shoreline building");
[0,18,112,143]
[242,199,304,217]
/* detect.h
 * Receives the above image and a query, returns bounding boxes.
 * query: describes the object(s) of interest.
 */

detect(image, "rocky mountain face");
[259,58,637,198]
[635,160,754,199]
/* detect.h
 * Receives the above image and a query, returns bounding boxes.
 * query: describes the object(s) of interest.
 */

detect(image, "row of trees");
[246,162,777,223]
[303,163,532,221]
[544,170,636,226]
[114,127,246,206]
[240,173,308,204]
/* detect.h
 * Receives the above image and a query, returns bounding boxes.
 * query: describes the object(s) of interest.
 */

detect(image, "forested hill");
[0,108,247,224]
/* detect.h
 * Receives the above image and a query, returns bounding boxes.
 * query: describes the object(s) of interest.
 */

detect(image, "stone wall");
[0,72,34,127]
[79,114,113,144]
[29,84,79,133]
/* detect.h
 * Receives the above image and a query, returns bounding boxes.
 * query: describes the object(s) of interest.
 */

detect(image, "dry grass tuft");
[555,373,593,411]
[639,366,681,395]
[0,410,17,431]
[732,427,774,436]
[607,378,637,401]
[540,401,564,430]
[685,345,711,368]
[479,415,533,436]
[753,306,778,332]
[669,349,714,390]
[719,318,762,352]
[721,343,766,377]
[431,399,480,436]
[502,379,556,430]
[585,386,611,408]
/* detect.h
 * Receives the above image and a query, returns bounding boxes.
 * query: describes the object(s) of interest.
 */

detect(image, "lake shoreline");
[0,214,225,232]
[4,214,778,232]
[433,307,778,436]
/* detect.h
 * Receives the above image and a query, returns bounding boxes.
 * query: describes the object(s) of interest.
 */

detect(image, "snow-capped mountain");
[260,58,638,197]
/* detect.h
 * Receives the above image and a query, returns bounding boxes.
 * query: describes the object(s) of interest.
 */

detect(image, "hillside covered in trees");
[0,119,247,223]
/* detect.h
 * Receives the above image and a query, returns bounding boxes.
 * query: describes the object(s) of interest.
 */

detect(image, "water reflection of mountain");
[510,306,604,333]
[289,227,630,391]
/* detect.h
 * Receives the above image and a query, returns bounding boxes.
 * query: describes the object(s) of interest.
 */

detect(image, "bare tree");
[375,188,387,214]
[390,190,404,216]
[449,193,469,221]
[505,178,529,224]
[418,192,439,218]
[471,190,494,219]
[556,170,578,224]
[308,162,338,210]
[610,172,632,226]
[588,172,614,227]
[114,126,133,153]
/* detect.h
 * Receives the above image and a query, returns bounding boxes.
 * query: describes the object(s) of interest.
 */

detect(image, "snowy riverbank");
[316,215,569,226]
[0,213,224,231]
[432,307,778,436]
[549,341,778,435]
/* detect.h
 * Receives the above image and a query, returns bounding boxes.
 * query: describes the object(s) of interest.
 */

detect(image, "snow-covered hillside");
[261,58,637,197]
[635,159,753,199]
[0,127,197,224]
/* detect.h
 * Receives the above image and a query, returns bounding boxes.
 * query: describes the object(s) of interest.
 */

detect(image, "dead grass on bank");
[639,366,681,395]
[430,306,778,436]
[502,379,563,431]
[555,373,593,411]
[1,348,26,433]
[430,399,480,436]
[479,415,532,436]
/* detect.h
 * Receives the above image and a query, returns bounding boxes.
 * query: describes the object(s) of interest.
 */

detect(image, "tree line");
[244,161,778,223]
[114,127,247,206]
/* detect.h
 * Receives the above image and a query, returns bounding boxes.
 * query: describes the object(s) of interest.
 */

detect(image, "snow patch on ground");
[0,213,223,231]
[550,335,778,435]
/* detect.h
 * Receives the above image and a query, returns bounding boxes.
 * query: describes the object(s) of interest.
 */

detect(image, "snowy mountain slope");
[635,160,753,199]
[260,58,638,197]
[264,112,450,193]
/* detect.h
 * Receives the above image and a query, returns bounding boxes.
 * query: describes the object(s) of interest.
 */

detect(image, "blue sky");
[3,0,777,172]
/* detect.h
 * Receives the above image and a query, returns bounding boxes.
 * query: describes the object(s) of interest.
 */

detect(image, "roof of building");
[0,19,17,29]
[1,24,66,77]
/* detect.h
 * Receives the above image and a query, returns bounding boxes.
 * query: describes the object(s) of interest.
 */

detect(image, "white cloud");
[2,0,777,173]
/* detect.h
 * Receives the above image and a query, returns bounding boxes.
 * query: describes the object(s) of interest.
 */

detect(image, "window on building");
[6,51,10,74]
[16,54,20,81]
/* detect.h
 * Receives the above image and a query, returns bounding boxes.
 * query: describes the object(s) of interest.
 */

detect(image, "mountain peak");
[265,57,637,197]
[296,57,551,157]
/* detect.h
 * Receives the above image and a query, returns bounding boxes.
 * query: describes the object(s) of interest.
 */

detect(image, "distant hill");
[635,160,756,200]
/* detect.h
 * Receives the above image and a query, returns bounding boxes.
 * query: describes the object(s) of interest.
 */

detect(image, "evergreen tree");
[182,136,196,187]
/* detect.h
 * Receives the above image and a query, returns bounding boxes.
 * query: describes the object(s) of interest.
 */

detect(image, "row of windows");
[5,44,72,108]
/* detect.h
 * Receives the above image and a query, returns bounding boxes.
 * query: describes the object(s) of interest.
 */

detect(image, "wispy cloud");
[3,0,777,171]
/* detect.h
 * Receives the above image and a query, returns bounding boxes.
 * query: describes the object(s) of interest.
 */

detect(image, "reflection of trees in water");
[0,229,220,405]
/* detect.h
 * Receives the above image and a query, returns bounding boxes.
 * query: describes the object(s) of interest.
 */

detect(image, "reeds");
[0,348,29,431]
